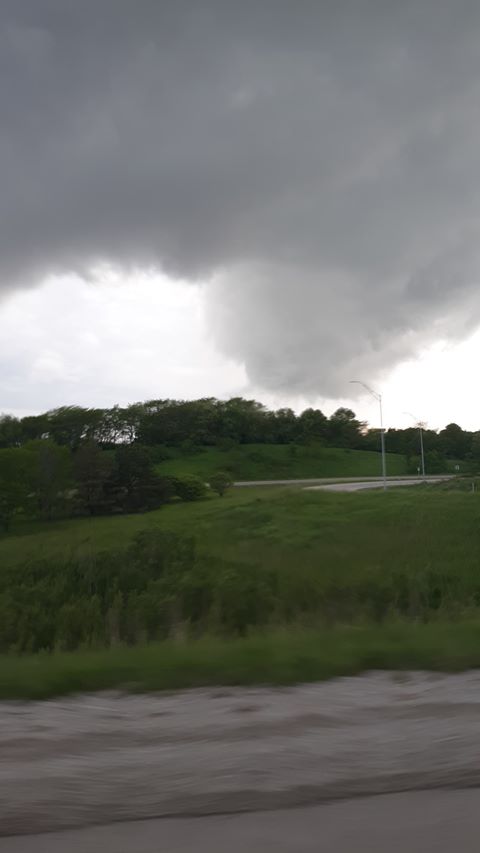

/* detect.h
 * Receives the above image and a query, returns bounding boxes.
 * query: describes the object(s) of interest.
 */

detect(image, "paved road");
[306,476,452,492]
[3,789,480,852]
[234,475,452,487]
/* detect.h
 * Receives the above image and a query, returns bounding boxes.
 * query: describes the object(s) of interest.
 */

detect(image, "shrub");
[169,474,207,502]
[209,471,233,497]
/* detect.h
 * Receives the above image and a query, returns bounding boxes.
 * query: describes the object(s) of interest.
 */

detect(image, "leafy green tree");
[439,423,471,459]
[469,432,480,470]
[74,441,115,515]
[0,449,33,530]
[218,398,268,443]
[112,444,173,512]
[327,408,363,448]
[25,440,72,519]
[45,406,103,449]
[96,405,137,445]
[209,471,233,497]
[297,408,328,444]
[0,415,22,448]
[121,403,144,444]
[138,398,220,446]
[272,408,297,444]
[20,414,49,443]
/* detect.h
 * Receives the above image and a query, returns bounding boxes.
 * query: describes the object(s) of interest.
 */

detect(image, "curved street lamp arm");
[350,380,381,402]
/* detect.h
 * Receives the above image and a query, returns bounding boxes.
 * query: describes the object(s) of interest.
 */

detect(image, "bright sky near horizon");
[1,268,478,431]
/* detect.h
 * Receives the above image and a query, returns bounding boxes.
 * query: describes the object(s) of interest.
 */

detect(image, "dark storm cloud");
[2,0,480,394]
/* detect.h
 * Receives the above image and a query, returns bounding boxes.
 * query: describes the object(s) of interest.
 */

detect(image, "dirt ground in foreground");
[2,671,480,836]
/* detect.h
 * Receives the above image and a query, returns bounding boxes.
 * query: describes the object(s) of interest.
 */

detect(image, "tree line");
[0,397,477,460]
[0,440,206,531]
[1,397,479,531]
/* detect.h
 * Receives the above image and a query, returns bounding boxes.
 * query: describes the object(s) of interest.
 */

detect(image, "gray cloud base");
[2,0,480,395]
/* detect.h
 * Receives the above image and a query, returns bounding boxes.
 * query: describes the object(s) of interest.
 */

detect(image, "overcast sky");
[2,0,480,429]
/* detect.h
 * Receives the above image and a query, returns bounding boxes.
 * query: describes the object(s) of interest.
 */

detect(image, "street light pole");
[379,393,387,486]
[404,412,426,479]
[419,426,425,478]
[350,381,387,491]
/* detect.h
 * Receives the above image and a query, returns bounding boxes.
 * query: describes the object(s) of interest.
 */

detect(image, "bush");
[169,474,207,502]
[209,471,233,497]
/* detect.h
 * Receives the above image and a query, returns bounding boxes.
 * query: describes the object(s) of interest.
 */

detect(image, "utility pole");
[404,412,426,479]
[350,381,387,491]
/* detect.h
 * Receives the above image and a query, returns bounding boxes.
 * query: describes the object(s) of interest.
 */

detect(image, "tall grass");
[3,488,480,653]
[3,623,480,700]
[2,486,480,697]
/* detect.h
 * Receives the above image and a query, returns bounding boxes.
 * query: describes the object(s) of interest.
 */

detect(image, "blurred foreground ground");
[2,789,480,852]
[2,672,480,841]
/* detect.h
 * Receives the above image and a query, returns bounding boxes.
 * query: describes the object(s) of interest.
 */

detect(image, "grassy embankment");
[156,443,409,480]
[2,482,480,698]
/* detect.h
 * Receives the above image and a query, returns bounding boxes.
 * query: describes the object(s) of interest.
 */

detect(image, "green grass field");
[3,622,480,700]
[3,481,480,697]
[1,482,478,572]
[0,484,272,564]
[157,443,409,480]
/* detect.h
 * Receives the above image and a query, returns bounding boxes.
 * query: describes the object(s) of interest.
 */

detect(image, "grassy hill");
[0,479,471,572]
[156,443,408,480]
[3,482,480,696]
[2,483,480,696]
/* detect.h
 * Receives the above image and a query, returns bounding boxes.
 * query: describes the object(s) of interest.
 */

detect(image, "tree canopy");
[2,396,471,458]
[1,393,478,530]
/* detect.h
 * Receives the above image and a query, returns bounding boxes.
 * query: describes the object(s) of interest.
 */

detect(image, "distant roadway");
[234,475,453,489]
[306,476,452,492]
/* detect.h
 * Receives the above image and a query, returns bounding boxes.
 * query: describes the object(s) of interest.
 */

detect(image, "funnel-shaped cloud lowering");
[2,1,480,395]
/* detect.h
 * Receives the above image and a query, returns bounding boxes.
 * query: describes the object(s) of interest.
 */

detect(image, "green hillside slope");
[156,443,408,480]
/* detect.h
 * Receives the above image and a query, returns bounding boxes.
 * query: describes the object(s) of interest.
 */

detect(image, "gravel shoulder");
[2,671,480,837]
